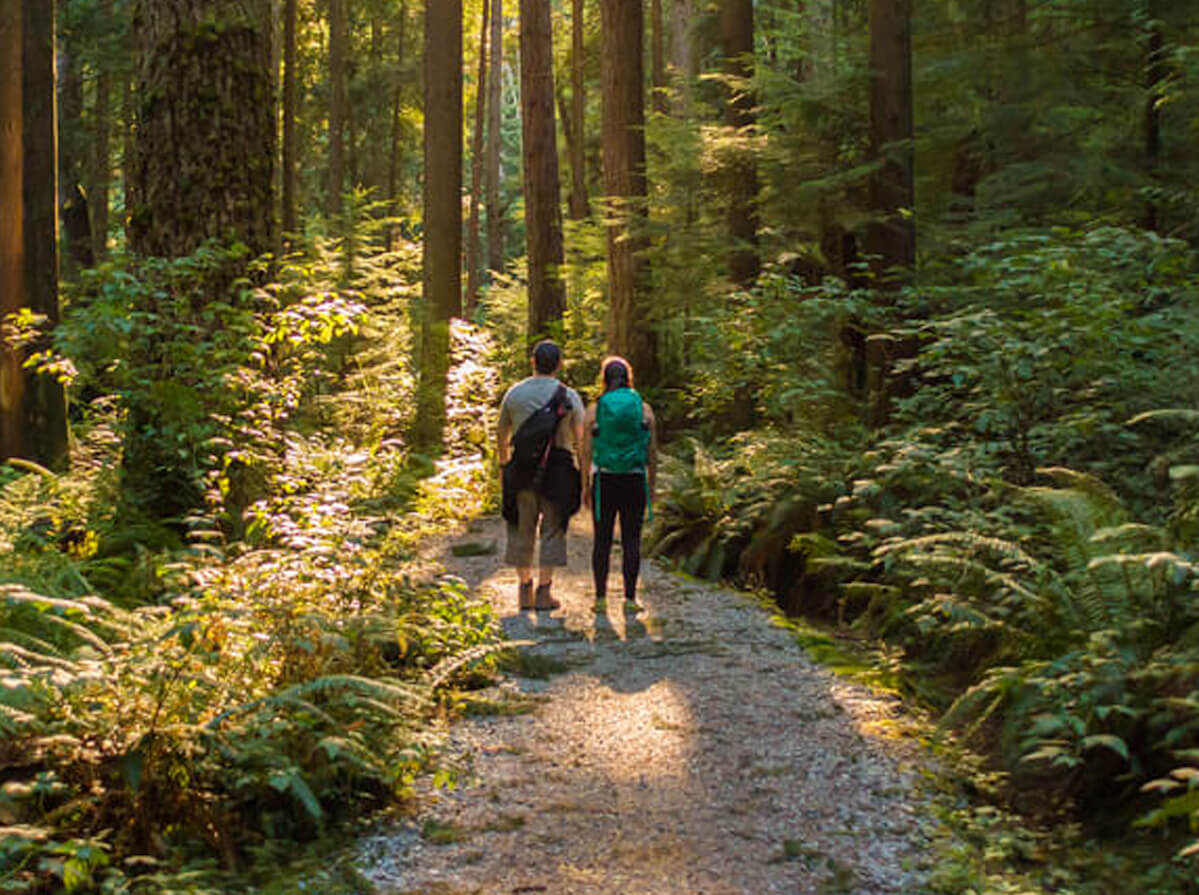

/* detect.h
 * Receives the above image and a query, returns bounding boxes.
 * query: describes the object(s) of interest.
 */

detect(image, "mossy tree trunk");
[128,0,275,258]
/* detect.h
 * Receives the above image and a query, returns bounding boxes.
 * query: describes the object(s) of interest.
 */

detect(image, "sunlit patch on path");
[357,516,933,894]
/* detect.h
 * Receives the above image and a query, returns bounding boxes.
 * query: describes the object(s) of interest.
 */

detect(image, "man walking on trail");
[497,340,584,611]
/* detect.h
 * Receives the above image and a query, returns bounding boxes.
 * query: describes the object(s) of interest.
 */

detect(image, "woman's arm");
[581,403,596,506]
[644,401,658,499]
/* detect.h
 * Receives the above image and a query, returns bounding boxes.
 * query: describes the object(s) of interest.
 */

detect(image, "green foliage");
[652,226,1199,866]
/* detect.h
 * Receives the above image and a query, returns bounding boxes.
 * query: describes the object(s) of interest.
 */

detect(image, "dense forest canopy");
[1,0,1199,891]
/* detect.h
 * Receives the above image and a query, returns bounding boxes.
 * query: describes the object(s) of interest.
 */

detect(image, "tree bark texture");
[486,0,504,272]
[128,0,275,258]
[281,0,298,235]
[866,0,915,286]
[601,0,654,381]
[56,0,93,273]
[1,1,24,461]
[568,0,588,219]
[414,0,462,452]
[669,0,694,115]
[651,0,667,115]
[465,0,490,315]
[720,0,759,287]
[0,0,67,467]
[90,0,111,262]
[327,0,348,220]
[519,0,566,343]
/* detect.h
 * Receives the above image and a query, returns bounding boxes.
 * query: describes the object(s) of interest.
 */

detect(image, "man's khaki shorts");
[505,489,567,568]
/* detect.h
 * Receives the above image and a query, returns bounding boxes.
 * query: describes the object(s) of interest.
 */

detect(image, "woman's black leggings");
[591,472,647,600]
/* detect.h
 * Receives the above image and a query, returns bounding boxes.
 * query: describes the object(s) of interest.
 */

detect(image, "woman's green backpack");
[593,388,649,473]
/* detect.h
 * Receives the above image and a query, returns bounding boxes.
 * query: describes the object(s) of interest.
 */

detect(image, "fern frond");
[426,639,530,690]
[876,531,1035,566]
[0,643,80,671]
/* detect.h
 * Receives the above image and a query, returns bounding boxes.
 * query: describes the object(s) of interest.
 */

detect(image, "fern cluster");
[652,226,1199,858]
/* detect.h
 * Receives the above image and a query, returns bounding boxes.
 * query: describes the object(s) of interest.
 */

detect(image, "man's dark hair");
[532,340,561,375]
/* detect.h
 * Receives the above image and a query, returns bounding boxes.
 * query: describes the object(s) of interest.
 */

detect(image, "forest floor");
[354,513,938,895]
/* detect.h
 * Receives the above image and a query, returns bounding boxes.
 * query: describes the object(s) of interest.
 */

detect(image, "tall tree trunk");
[56,0,92,274]
[90,0,112,262]
[720,0,759,287]
[519,0,566,342]
[386,0,407,249]
[669,0,693,115]
[567,0,588,219]
[129,0,275,258]
[866,0,915,287]
[0,0,24,461]
[327,0,348,221]
[0,0,68,467]
[281,0,298,236]
[414,0,462,452]
[601,0,654,380]
[464,0,490,315]
[486,0,504,272]
[651,0,667,115]
[1144,0,1164,233]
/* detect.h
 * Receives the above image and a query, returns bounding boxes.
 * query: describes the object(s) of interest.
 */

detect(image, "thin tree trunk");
[464,0,490,314]
[282,0,298,236]
[327,0,347,221]
[568,0,588,218]
[486,0,504,272]
[866,0,915,286]
[0,0,24,461]
[669,0,693,115]
[414,0,462,452]
[519,0,566,342]
[1144,0,1164,233]
[56,0,92,274]
[601,0,653,380]
[651,0,666,115]
[91,0,111,261]
[721,0,759,287]
[386,0,407,249]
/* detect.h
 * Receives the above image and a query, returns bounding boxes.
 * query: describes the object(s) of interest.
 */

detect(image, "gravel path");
[357,515,935,895]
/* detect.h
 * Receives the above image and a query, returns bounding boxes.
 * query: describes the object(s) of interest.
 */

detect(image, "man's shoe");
[534,583,561,611]
[592,598,607,614]
[518,580,535,610]
[623,598,643,614]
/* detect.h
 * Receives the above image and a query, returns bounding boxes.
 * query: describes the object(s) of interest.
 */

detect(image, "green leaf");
[1080,734,1129,761]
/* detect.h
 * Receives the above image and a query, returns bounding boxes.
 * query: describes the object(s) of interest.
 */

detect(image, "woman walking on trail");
[582,357,658,613]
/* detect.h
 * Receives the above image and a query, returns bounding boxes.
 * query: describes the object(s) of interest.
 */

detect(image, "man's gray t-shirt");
[499,376,584,456]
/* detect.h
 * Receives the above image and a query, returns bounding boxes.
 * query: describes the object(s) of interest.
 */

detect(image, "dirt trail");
[357,515,934,894]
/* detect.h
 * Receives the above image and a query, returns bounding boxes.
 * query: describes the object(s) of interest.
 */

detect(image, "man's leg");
[504,490,539,608]
[534,496,566,609]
